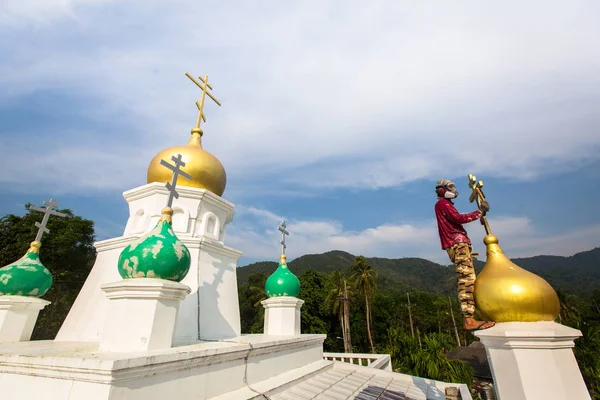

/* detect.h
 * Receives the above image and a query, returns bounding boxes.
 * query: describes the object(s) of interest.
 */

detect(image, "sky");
[1,1,599,266]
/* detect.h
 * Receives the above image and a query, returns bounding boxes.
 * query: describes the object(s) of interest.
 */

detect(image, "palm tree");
[248,275,267,311]
[326,271,353,353]
[557,290,581,326]
[350,256,377,353]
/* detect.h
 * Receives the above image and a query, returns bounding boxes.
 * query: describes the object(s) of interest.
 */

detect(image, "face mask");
[444,182,458,199]
[444,191,457,199]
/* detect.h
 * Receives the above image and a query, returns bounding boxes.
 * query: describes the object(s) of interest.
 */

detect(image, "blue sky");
[1,1,599,266]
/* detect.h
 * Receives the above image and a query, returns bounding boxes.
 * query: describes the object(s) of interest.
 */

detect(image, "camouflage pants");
[446,242,476,318]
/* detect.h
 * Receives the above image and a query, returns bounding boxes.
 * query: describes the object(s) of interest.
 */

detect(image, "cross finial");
[468,173,492,235]
[278,220,289,255]
[185,71,222,134]
[29,198,67,242]
[160,154,193,208]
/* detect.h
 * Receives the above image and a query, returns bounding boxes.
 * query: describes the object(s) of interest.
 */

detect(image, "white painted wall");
[262,297,304,336]
[57,183,242,343]
[0,296,50,342]
[476,322,591,400]
[176,239,241,342]
[100,279,190,352]
[56,237,131,342]
[0,334,326,400]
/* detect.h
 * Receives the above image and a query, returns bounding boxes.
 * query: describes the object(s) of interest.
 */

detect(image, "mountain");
[236,247,600,295]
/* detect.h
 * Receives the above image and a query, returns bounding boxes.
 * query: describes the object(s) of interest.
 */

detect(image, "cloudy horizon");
[1,1,599,266]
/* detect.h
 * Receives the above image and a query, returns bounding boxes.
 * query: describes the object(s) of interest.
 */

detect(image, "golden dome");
[147,128,227,196]
[474,235,560,322]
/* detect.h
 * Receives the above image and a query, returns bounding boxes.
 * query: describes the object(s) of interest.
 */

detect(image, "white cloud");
[0,1,599,194]
[0,135,148,193]
[0,0,110,27]
[227,205,600,265]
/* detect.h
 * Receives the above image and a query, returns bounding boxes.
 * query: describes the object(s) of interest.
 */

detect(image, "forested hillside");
[237,253,600,396]
[238,247,600,295]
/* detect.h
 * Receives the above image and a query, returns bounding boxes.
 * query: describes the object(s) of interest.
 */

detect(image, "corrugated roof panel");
[271,361,470,400]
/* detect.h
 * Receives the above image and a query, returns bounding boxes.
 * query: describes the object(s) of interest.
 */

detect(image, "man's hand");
[479,200,490,214]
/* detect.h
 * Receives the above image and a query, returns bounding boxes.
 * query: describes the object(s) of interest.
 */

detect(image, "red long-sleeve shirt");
[434,198,482,250]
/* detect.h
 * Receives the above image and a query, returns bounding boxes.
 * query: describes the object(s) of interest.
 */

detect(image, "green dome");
[0,242,52,297]
[118,208,191,282]
[265,255,300,297]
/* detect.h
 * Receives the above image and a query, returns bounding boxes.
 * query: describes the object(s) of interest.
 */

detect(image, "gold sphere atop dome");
[147,70,227,196]
[474,234,560,322]
[147,128,227,196]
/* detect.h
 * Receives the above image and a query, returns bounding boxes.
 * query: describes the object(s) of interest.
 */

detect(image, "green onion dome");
[265,255,301,297]
[118,208,191,282]
[0,241,52,297]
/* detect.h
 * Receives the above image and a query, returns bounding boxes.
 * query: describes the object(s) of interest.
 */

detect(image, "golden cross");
[185,72,222,133]
[468,173,492,235]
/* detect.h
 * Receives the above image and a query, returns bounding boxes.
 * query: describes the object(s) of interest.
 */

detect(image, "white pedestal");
[0,296,50,342]
[262,297,304,336]
[475,322,591,400]
[100,279,190,352]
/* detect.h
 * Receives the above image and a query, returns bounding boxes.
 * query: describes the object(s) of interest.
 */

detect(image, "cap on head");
[436,179,453,188]
[436,179,458,198]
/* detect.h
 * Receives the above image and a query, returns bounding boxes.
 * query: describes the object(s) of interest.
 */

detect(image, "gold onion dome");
[147,128,226,196]
[148,71,226,196]
[474,234,560,322]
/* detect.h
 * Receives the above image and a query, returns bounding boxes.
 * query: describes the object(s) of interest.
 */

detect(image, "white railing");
[323,352,392,371]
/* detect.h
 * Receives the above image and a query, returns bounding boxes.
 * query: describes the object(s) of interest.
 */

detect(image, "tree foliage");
[325,271,353,352]
[238,248,600,296]
[238,272,267,333]
[238,255,600,396]
[350,256,377,353]
[0,204,96,339]
[386,328,474,385]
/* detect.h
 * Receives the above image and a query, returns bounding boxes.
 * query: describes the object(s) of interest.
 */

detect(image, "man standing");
[434,179,495,331]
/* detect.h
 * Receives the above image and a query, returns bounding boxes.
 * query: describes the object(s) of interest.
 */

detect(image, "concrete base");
[0,334,326,400]
[475,321,591,400]
[262,297,304,336]
[0,296,50,342]
[100,279,190,352]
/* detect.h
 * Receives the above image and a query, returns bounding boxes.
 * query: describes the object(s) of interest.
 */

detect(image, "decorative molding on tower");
[181,236,242,258]
[95,235,142,252]
[123,183,234,241]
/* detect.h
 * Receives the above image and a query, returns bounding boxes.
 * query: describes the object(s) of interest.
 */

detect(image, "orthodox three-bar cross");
[468,174,492,235]
[185,71,222,132]
[29,198,67,242]
[278,220,289,255]
[161,154,192,208]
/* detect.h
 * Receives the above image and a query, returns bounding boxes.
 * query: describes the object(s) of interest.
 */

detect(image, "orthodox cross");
[468,173,492,235]
[278,220,289,255]
[160,154,192,208]
[185,71,222,132]
[29,198,67,242]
